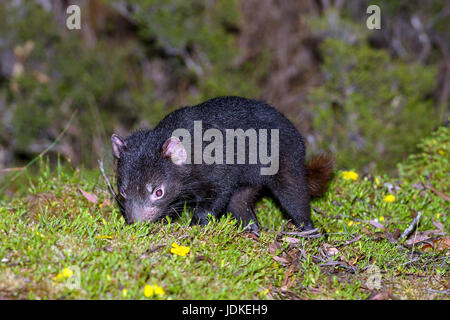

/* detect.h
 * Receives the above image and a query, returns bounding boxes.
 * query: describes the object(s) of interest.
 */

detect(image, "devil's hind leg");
[268,163,314,231]
[226,187,260,233]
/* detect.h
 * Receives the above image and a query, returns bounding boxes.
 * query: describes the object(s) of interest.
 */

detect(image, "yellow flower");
[379,216,385,222]
[342,171,358,181]
[438,149,444,155]
[170,242,190,256]
[144,284,165,298]
[259,289,269,297]
[436,213,441,219]
[144,285,154,298]
[375,177,380,184]
[347,221,354,227]
[122,288,127,298]
[383,195,396,203]
[53,267,74,281]
[96,235,113,240]
[102,218,107,224]
[154,284,165,296]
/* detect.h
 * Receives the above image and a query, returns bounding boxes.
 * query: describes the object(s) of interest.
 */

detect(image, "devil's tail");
[306,153,335,198]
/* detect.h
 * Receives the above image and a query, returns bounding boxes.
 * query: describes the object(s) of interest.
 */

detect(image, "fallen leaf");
[268,241,282,255]
[406,229,446,246]
[273,256,290,264]
[78,187,98,204]
[242,232,259,241]
[406,233,431,246]
[283,237,301,244]
[369,220,385,230]
[368,292,389,300]
[323,244,339,256]
[420,236,450,253]
[432,219,444,232]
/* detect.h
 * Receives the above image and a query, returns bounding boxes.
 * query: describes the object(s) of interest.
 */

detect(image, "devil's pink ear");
[162,137,187,165]
[111,134,126,159]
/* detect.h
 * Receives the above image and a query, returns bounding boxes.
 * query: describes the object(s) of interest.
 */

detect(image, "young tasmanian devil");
[111,96,334,232]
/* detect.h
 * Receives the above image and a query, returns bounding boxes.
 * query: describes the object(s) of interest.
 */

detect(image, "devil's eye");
[155,189,163,198]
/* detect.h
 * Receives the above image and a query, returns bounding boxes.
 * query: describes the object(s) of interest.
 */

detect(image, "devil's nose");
[128,204,160,223]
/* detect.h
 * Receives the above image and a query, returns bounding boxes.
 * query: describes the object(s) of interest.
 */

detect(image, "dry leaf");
[273,256,289,264]
[268,241,282,255]
[369,220,385,230]
[283,237,301,244]
[432,219,444,232]
[78,187,98,204]
[323,244,339,256]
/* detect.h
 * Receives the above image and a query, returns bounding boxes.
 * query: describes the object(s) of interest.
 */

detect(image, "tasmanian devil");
[111,96,334,232]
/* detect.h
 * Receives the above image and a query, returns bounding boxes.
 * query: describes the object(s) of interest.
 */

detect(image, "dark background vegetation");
[0,0,448,178]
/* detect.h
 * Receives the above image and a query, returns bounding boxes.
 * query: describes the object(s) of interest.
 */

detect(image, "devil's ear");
[162,137,187,165]
[111,134,126,159]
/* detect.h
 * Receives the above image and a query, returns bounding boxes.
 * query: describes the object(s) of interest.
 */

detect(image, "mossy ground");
[0,127,448,300]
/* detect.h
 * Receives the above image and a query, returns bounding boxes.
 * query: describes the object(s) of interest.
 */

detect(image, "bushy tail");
[306,153,335,198]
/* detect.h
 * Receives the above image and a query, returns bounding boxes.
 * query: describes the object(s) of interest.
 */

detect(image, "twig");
[98,159,117,198]
[400,212,422,239]
[338,234,363,247]
[0,167,24,173]
[282,228,320,238]
[425,184,450,202]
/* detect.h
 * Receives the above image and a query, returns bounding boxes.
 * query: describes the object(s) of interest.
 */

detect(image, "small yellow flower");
[53,267,74,281]
[102,218,107,224]
[342,171,358,181]
[144,285,154,298]
[347,221,354,227]
[122,288,127,298]
[383,195,396,203]
[96,235,113,240]
[438,149,444,155]
[259,289,269,297]
[375,177,380,184]
[379,216,385,222]
[436,213,440,219]
[144,284,165,298]
[170,242,190,256]
[221,259,225,268]
[154,284,165,296]
[106,274,111,281]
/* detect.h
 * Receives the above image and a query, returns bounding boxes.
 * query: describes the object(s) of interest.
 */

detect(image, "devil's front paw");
[189,210,215,227]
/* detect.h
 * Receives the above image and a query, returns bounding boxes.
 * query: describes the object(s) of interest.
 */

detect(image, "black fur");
[112,96,330,231]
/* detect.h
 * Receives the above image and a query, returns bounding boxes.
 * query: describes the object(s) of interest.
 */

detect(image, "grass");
[0,127,448,300]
